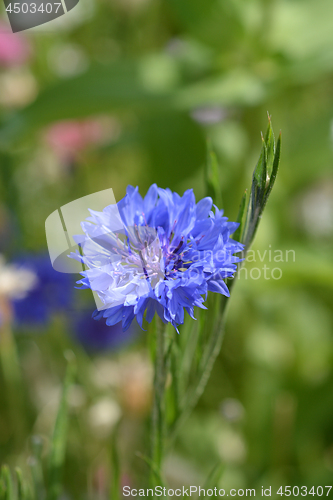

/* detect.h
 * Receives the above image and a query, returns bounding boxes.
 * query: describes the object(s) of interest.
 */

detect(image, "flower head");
[70,185,243,332]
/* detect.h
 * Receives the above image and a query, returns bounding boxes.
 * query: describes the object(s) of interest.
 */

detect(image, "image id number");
[6,2,62,13]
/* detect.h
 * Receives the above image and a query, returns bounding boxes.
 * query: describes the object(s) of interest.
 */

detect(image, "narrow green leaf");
[203,462,225,490]
[0,58,178,147]
[0,476,5,500]
[135,453,165,488]
[0,60,267,148]
[253,133,267,197]
[205,139,223,207]
[110,423,121,500]
[47,351,76,500]
[178,314,200,398]
[15,468,28,500]
[1,466,14,500]
[29,436,45,500]
[150,319,168,488]
[170,340,182,419]
[0,467,7,500]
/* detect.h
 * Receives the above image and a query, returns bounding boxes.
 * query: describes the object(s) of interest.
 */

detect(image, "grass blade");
[110,423,121,500]
[29,436,45,500]
[135,453,165,488]
[205,139,223,207]
[203,462,225,490]
[0,466,14,500]
[47,351,76,500]
[15,468,30,500]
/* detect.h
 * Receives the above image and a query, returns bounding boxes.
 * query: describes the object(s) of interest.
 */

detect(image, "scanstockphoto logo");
[3,0,79,32]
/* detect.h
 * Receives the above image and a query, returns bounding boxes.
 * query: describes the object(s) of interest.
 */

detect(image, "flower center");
[119,226,165,288]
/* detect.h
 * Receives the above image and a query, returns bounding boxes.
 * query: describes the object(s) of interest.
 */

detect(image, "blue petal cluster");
[70,185,243,332]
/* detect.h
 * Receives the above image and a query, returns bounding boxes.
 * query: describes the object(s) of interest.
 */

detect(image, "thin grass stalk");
[0,303,26,445]
[150,317,168,491]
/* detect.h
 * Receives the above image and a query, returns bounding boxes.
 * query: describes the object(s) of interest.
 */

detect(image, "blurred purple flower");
[12,254,74,326]
[73,310,137,352]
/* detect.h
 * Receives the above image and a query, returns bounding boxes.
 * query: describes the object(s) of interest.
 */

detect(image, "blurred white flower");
[0,68,37,108]
[0,254,37,300]
[119,353,152,416]
[90,353,152,416]
[48,43,88,78]
[220,398,245,422]
[191,106,227,125]
[90,358,121,390]
[34,380,61,411]
[88,398,122,438]
[164,454,203,489]
[297,179,333,238]
[246,328,294,370]
[217,428,247,464]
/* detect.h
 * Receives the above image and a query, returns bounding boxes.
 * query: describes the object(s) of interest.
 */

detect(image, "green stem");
[169,295,229,443]
[0,313,27,445]
[150,317,167,489]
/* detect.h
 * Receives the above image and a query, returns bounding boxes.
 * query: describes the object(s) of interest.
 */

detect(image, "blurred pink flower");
[0,21,31,67]
[44,119,111,163]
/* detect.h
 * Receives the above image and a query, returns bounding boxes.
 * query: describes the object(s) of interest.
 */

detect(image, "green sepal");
[240,115,281,251]
[253,132,267,197]
[264,130,281,205]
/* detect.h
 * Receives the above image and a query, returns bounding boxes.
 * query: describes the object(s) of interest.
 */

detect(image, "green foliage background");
[0,0,333,497]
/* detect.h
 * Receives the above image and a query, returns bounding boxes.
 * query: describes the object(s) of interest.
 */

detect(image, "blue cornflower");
[70,185,243,332]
